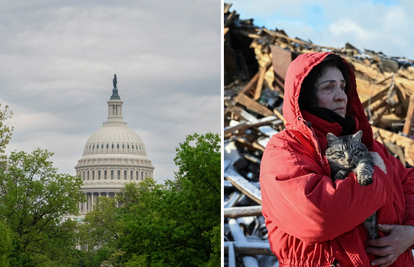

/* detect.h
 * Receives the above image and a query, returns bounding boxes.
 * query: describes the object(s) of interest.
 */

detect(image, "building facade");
[75,76,154,216]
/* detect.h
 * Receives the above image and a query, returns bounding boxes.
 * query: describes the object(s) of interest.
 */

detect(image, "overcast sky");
[229,0,414,60]
[0,1,221,184]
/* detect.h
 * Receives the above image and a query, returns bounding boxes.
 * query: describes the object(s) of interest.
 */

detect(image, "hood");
[282,52,373,150]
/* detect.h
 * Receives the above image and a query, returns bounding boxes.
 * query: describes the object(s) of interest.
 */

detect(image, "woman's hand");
[366,224,414,267]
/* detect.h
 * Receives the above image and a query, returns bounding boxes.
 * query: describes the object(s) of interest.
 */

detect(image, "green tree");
[0,104,13,154]
[0,219,12,267]
[0,149,85,266]
[78,196,120,267]
[120,133,221,267]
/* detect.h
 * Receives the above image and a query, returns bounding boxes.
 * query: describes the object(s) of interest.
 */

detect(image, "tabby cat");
[325,130,379,239]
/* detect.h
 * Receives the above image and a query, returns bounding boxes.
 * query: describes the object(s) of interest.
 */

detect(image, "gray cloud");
[1,0,221,183]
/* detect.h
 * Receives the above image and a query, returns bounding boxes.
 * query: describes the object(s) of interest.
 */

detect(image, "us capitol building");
[75,75,154,216]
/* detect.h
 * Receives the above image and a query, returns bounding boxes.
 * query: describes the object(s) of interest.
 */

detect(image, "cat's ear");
[353,130,363,142]
[326,133,339,143]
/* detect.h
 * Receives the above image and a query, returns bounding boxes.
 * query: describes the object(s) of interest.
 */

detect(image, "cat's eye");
[352,149,357,153]
[337,151,344,155]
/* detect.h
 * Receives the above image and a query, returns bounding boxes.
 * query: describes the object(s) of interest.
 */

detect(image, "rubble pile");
[223,3,414,266]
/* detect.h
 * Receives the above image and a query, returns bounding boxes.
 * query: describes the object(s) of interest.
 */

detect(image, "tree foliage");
[118,133,221,266]
[78,196,120,267]
[0,149,85,266]
[0,104,13,154]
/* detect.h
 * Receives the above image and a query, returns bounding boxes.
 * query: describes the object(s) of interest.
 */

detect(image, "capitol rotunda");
[75,75,154,216]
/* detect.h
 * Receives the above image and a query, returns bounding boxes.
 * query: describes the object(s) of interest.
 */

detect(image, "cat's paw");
[357,174,373,186]
[334,170,347,181]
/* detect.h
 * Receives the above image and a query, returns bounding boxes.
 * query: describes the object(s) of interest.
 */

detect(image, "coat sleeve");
[374,140,414,226]
[260,132,388,244]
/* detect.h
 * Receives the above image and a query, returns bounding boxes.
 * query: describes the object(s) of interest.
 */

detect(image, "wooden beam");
[224,242,274,256]
[273,108,286,126]
[234,93,274,117]
[224,206,262,218]
[371,103,391,126]
[240,71,260,95]
[225,167,262,205]
[224,121,249,136]
[361,85,390,109]
[372,126,414,166]
[225,104,259,124]
[402,93,414,136]
[254,60,272,100]
[271,46,293,93]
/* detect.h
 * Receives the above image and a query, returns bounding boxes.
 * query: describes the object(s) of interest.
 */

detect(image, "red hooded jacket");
[260,52,414,266]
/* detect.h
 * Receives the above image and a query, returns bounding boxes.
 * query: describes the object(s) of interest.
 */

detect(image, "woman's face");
[315,66,348,117]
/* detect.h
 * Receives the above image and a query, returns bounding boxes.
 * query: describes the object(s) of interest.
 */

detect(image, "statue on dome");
[113,74,117,88]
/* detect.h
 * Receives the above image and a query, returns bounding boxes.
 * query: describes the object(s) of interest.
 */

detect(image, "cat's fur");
[325,130,379,239]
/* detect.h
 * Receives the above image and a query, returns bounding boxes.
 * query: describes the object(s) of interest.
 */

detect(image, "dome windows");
[117,170,120,180]
[111,170,114,179]
[104,170,107,180]
[124,170,127,180]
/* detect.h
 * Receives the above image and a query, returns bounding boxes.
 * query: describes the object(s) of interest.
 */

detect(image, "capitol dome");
[75,75,154,216]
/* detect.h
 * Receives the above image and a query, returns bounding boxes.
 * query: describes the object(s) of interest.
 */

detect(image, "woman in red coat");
[260,52,414,267]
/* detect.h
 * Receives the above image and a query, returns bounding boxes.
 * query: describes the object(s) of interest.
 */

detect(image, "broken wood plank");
[234,93,274,117]
[224,241,274,256]
[240,71,260,95]
[254,60,272,100]
[224,121,249,135]
[224,192,242,209]
[228,219,260,267]
[224,206,262,218]
[224,11,237,27]
[371,103,391,126]
[225,167,262,204]
[361,85,390,109]
[402,93,414,136]
[250,116,280,127]
[227,241,236,267]
[376,74,393,85]
[372,126,414,166]
[271,46,294,92]
[273,108,286,126]
[233,137,265,152]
